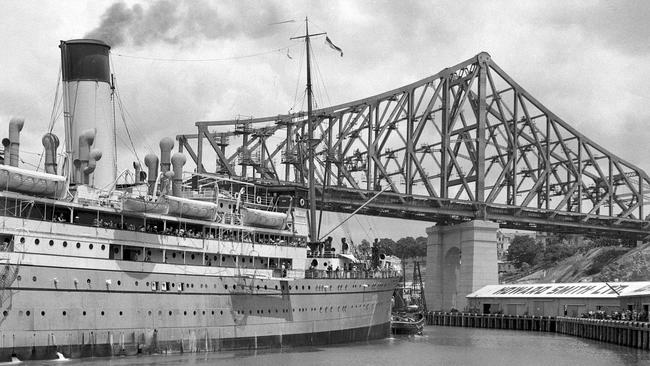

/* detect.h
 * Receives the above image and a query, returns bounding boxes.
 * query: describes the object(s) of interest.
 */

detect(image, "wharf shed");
[467,282,650,317]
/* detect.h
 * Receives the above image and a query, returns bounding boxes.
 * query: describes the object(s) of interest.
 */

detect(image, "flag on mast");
[325,36,343,57]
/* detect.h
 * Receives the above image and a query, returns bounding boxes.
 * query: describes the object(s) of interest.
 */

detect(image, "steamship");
[0,36,400,360]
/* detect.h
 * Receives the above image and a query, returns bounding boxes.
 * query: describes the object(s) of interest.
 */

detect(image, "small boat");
[240,206,288,229]
[121,195,169,214]
[391,310,425,335]
[162,195,219,220]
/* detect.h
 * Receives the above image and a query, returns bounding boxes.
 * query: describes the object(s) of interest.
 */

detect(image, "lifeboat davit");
[241,207,287,229]
[162,195,219,221]
[0,164,66,198]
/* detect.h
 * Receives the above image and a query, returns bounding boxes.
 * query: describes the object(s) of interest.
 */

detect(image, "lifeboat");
[121,195,169,214]
[0,164,66,198]
[162,195,219,221]
[241,207,287,229]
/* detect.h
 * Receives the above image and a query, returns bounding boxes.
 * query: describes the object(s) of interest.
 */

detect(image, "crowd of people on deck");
[84,217,306,247]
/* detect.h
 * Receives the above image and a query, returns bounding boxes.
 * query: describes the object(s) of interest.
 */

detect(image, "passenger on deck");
[341,238,348,254]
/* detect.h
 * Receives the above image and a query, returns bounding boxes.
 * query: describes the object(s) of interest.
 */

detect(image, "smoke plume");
[85,0,282,48]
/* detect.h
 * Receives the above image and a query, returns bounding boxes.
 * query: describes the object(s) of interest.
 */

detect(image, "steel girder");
[176,52,650,238]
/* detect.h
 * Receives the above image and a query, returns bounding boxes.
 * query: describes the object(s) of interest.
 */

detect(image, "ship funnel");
[159,137,174,174]
[144,153,159,195]
[78,129,96,184]
[171,153,186,196]
[8,118,24,167]
[42,133,60,174]
[133,162,142,183]
[60,39,115,189]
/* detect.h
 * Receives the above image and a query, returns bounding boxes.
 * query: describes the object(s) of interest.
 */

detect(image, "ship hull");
[0,321,391,361]
[0,258,397,361]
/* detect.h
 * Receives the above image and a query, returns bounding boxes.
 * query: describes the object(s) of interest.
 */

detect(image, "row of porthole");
[21,274,383,293]
[29,237,105,251]
[2,303,378,319]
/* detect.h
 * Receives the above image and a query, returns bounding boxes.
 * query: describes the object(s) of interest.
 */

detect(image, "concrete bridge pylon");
[425,220,499,312]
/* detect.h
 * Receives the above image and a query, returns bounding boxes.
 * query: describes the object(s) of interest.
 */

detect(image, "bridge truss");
[177,52,650,239]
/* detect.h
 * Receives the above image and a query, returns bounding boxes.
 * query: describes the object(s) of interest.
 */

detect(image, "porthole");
[146,282,150,287]
[26,311,30,316]
[147,250,152,256]
[158,310,162,316]
[220,203,223,208]
[211,311,215,315]
[76,243,80,248]
[275,285,278,290]
[49,240,54,246]
[222,256,226,262]
[264,285,267,290]
[191,254,195,260]
[63,241,68,247]
[184,311,187,316]
[101,311,105,316]
[220,310,223,315]
[193,311,196,315]
[41,311,45,316]
[83,311,87,316]
[32,276,36,282]
[135,281,139,286]
[117,280,121,286]
[191,284,194,288]
[119,311,123,316]
[256,285,260,290]
[148,311,152,316]
[172,283,175,288]
[302,285,305,290]
[87,279,91,284]
[20,237,25,244]
[289,286,292,290]
[101,244,105,250]
[224,284,228,290]
[213,255,218,261]
[202,311,205,315]
[89,244,94,250]
[2,311,7,317]
[169,311,172,316]
[113,247,119,254]
[249,258,253,263]
[308,286,311,290]
[62,311,67,316]
[172,253,177,258]
[233,285,236,290]
[35,239,40,245]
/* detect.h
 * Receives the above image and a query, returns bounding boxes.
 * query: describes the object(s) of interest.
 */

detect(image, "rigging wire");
[113,45,298,62]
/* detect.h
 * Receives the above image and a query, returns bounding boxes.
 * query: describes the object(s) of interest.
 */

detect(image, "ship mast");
[291,17,326,243]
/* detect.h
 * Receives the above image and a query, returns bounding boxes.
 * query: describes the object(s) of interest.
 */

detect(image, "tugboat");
[391,261,426,335]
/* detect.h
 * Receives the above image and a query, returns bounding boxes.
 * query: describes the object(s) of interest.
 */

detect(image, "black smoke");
[85,0,282,48]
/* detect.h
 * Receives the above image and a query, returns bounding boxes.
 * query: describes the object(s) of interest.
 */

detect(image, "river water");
[22,326,650,366]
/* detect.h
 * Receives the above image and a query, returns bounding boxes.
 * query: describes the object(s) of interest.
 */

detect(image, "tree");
[506,235,540,268]
[377,238,396,256]
[352,239,371,260]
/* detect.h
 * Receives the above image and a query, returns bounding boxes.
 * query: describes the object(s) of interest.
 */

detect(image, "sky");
[1,0,650,245]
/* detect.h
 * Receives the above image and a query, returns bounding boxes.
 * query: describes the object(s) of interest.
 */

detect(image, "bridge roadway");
[259,183,650,240]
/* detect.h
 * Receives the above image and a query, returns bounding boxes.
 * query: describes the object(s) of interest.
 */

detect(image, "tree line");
[350,236,427,260]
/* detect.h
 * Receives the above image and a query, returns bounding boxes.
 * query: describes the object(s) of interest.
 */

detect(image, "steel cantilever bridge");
[177,52,650,239]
